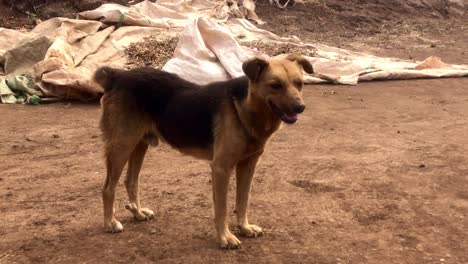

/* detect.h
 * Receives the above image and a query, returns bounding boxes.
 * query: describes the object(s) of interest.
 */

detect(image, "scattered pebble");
[419,164,426,168]
[125,36,179,69]
[347,96,352,100]
[430,44,437,48]
[91,135,98,139]
[397,130,401,133]
[330,90,336,95]
[52,134,59,138]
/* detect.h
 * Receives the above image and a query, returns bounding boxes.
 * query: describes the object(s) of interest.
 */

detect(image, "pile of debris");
[125,35,179,69]
[244,40,316,57]
[0,75,42,104]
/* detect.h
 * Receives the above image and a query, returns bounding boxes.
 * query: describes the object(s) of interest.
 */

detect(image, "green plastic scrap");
[27,95,41,105]
[116,12,125,28]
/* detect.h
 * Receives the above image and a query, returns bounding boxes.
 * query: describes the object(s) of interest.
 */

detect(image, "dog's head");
[242,54,313,124]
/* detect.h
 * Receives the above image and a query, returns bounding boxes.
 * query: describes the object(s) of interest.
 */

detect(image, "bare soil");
[0,0,144,29]
[1,1,468,264]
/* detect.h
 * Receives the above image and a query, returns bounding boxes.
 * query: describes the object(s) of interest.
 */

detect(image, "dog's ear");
[242,56,269,81]
[286,53,314,74]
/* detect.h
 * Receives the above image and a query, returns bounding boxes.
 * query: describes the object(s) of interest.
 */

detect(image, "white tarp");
[0,0,467,101]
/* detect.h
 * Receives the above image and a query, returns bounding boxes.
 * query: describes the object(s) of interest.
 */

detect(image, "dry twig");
[125,35,179,69]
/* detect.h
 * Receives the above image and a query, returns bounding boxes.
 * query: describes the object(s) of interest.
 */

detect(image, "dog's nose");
[293,103,306,114]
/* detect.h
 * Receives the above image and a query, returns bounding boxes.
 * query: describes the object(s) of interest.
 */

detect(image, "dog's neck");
[233,92,282,141]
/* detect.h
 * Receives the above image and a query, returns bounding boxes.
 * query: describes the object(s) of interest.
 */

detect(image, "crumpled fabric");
[0,0,466,103]
[0,75,42,104]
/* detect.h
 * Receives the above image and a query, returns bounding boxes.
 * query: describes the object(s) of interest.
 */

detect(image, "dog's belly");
[152,89,222,153]
[152,106,216,160]
[148,127,213,160]
[155,114,214,151]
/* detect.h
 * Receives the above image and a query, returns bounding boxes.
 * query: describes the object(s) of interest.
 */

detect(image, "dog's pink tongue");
[283,113,298,123]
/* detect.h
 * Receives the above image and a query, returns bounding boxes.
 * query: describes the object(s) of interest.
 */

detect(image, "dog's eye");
[270,83,282,90]
[294,81,303,90]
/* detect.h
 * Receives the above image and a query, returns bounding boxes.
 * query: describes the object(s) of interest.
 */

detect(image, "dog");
[94,54,313,249]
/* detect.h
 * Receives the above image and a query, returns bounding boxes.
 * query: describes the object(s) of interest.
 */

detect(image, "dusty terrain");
[1,1,468,264]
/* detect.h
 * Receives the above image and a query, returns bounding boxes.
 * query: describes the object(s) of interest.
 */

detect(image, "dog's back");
[95,67,248,151]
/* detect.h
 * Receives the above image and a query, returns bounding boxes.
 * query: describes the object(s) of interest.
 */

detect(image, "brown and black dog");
[95,54,313,249]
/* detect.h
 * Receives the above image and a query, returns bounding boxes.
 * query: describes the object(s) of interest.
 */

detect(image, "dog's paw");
[239,224,263,238]
[125,203,155,221]
[139,208,155,220]
[219,231,242,250]
[104,219,124,233]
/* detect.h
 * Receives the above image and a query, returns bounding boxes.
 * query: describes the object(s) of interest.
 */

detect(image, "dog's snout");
[293,103,306,114]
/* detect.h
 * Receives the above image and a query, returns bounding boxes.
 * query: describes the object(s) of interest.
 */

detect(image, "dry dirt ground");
[1,1,468,264]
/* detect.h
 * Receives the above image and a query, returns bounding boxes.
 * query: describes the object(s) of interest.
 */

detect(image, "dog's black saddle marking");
[104,67,248,149]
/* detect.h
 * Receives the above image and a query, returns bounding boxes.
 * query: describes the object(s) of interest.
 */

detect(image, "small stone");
[440,259,445,262]
[397,131,400,133]
[347,96,352,100]
[91,135,98,139]
[419,164,426,168]
[52,134,59,138]
[330,90,336,95]
[360,98,364,101]
[430,44,437,48]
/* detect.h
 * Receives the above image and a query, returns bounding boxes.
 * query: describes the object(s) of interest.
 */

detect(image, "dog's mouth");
[269,101,298,124]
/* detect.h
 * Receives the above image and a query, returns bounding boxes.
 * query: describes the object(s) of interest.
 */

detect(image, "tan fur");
[99,54,312,249]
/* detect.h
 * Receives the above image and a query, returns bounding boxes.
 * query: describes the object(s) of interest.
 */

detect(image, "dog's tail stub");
[94,66,115,92]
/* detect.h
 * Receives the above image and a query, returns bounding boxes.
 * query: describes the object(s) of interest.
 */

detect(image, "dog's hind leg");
[102,142,135,233]
[124,140,155,221]
[235,153,264,238]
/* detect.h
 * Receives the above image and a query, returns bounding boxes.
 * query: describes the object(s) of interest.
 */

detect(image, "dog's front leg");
[210,160,241,249]
[235,153,264,238]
